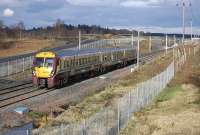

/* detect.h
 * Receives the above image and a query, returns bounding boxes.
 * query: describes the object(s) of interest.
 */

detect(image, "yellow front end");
[34,66,53,78]
[32,51,57,87]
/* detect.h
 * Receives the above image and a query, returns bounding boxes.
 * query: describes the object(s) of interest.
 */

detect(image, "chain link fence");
[81,36,181,50]
[0,56,34,77]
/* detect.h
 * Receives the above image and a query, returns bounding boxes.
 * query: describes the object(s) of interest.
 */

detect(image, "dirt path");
[120,47,200,135]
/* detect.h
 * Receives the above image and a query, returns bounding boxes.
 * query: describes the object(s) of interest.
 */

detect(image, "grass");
[28,111,45,119]
[155,85,183,103]
[0,39,56,57]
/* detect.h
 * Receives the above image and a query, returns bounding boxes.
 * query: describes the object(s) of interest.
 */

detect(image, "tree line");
[0,19,136,41]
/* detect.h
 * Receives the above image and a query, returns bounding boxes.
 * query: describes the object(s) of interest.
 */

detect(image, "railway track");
[0,50,164,110]
[0,80,32,91]
[0,87,55,109]
[140,50,164,64]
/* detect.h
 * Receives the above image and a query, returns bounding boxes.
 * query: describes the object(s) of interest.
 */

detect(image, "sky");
[0,0,200,34]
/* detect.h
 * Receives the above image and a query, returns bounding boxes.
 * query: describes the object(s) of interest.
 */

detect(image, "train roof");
[56,47,135,58]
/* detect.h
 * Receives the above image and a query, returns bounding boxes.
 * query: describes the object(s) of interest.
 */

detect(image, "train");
[32,47,137,88]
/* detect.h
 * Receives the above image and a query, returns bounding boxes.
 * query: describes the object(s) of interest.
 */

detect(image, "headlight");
[32,70,36,76]
[50,71,54,77]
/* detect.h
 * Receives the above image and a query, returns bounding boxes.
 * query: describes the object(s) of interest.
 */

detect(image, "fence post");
[7,61,9,76]
[128,91,131,119]
[26,130,29,135]
[60,124,63,135]
[23,57,25,72]
[106,109,108,135]
[165,34,168,54]
[117,102,120,134]
[82,119,86,135]
[189,48,190,56]
[149,36,152,53]
[136,87,139,111]
[16,59,18,74]
[30,56,32,68]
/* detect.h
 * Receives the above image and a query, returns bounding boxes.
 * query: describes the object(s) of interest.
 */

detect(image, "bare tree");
[0,20,6,41]
[0,20,4,29]
[17,21,25,40]
[53,19,65,38]
[9,21,25,40]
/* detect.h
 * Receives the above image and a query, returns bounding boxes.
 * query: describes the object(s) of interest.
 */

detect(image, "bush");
[0,41,15,49]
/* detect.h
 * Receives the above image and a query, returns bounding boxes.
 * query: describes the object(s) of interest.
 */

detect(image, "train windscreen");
[35,58,54,67]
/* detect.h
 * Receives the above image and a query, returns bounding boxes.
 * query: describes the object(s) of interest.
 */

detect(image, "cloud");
[120,0,160,8]
[0,0,199,30]
[27,0,66,13]
[0,0,21,7]
[3,8,14,17]
[65,0,120,6]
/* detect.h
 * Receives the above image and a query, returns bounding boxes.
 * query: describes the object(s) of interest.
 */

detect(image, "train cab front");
[32,52,59,88]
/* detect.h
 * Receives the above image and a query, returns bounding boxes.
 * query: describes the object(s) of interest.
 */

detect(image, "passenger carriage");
[32,48,137,88]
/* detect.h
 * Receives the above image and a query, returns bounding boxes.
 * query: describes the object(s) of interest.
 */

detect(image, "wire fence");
[0,56,34,77]
[81,36,180,49]
[32,43,200,135]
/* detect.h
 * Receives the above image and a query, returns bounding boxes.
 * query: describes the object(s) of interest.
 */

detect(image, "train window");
[94,56,96,63]
[82,58,85,65]
[67,60,70,67]
[94,56,97,62]
[64,60,67,68]
[81,58,83,65]
[79,59,81,65]
[96,56,98,61]
[84,57,86,64]
[84,58,86,64]
[72,59,75,67]
[65,61,67,67]
[89,57,91,63]
[71,59,74,67]
[76,59,78,66]
[79,58,82,65]
[68,60,70,67]
[92,56,94,63]
[67,59,69,67]
[104,55,107,61]
[91,56,93,62]
[60,60,62,69]
[95,56,98,62]
[82,58,84,65]
[88,57,91,63]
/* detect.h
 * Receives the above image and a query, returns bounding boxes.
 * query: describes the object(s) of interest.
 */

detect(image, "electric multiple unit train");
[32,48,137,88]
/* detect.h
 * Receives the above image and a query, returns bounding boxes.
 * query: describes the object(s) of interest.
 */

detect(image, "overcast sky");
[0,0,200,33]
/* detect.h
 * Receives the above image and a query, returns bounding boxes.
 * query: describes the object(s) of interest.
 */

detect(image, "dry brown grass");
[0,39,56,57]
[120,46,200,135]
